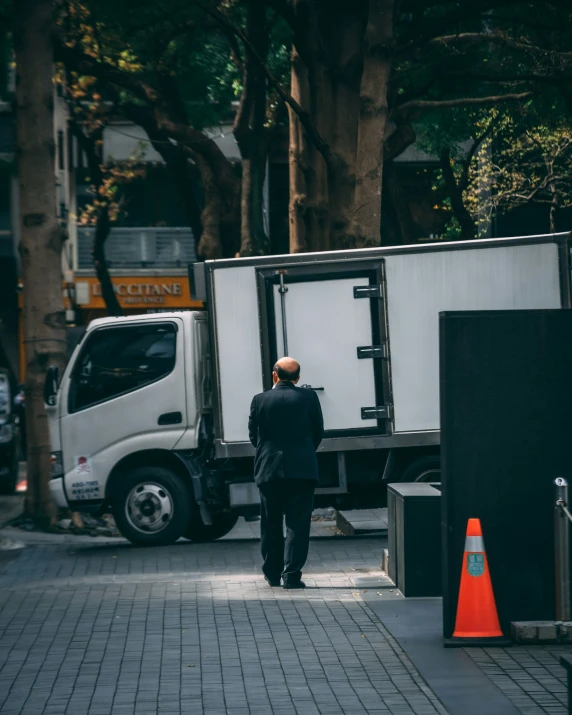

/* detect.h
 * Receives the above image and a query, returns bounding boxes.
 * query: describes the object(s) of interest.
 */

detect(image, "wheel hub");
[125,482,173,534]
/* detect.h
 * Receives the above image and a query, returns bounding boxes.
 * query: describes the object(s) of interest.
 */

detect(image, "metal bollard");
[555,477,571,622]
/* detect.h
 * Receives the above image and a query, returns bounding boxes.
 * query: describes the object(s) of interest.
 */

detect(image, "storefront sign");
[92,281,182,305]
[73,276,203,310]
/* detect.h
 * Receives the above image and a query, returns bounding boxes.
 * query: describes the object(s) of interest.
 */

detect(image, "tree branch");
[384,121,416,161]
[443,69,572,85]
[223,28,244,71]
[425,31,572,62]
[394,0,537,54]
[439,147,476,239]
[392,91,532,120]
[459,117,500,191]
[189,0,335,173]
[69,121,104,185]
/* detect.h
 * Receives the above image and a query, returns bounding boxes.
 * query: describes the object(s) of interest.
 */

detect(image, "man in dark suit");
[249,357,324,589]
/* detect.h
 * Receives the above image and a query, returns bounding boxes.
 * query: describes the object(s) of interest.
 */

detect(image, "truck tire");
[112,466,191,547]
[401,455,441,483]
[185,512,239,543]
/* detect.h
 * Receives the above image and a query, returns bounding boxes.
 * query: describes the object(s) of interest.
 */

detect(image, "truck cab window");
[69,323,177,413]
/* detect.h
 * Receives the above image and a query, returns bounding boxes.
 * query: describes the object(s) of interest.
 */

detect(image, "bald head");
[273,357,300,384]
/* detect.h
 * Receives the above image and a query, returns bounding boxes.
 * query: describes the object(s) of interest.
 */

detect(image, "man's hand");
[248,395,259,447]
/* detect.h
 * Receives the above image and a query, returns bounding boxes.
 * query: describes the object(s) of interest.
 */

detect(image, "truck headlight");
[0,423,13,444]
[50,451,63,479]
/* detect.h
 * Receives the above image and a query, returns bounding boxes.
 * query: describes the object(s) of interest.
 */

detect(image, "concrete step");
[336,508,388,536]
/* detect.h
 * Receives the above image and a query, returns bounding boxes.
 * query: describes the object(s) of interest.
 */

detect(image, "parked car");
[0,369,20,494]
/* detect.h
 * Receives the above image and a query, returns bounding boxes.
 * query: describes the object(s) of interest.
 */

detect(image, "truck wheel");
[112,466,191,547]
[185,512,239,543]
[401,455,441,483]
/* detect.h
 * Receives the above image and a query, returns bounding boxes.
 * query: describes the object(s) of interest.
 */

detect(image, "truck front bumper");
[49,478,68,509]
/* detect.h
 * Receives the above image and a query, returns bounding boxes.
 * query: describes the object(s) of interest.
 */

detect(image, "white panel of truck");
[385,242,562,433]
[213,266,263,442]
[273,277,377,430]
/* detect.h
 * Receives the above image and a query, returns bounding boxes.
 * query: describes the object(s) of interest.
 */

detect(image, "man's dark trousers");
[259,479,315,584]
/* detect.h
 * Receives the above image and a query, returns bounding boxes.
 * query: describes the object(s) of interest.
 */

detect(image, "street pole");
[555,477,571,622]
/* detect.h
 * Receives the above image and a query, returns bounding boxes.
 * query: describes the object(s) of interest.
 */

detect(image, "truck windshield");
[68,322,177,413]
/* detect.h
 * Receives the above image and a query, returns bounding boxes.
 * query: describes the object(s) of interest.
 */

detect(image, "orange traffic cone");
[445,518,511,647]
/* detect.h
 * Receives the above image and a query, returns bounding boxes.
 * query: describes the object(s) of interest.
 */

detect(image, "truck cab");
[45,311,234,545]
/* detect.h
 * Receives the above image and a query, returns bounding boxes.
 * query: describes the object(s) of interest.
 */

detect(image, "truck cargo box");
[191,233,570,458]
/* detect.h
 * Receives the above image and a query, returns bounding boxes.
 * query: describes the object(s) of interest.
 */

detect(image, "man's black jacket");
[248,381,324,486]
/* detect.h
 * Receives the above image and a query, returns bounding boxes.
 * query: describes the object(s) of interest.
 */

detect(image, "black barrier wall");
[440,310,572,638]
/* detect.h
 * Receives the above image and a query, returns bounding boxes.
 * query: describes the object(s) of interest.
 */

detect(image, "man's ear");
[294,376,300,384]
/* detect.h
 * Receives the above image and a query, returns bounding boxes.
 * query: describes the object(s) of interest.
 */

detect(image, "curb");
[512,620,572,644]
[336,509,389,536]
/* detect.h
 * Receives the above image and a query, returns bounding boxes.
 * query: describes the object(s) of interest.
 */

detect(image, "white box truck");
[45,233,572,545]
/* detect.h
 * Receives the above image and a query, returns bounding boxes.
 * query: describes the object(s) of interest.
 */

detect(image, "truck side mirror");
[43,366,59,407]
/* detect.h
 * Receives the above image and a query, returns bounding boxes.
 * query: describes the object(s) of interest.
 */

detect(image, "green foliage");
[60,1,290,132]
[79,148,147,227]
[480,115,572,223]
[417,101,572,236]
[60,0,237,129]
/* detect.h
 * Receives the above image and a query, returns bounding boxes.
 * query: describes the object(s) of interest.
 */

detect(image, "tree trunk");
[92,206,123,317]
[288,48,329,253]
[120,104,204,249]
[350,0,394,248]
[235,0,270,257]
[15,0,66,522]
[549,204,558,234]
[549,180,559,234]
[440,148,476,240]
[384,162,416,245]
[70,122,124,316]
[157,120,241,259]
[288,0,366,252]
[157,143,202,243]
[545,162,559,234]
[240,150,268,256]
[325,69,359,251]
[191,150,225,259]
[325,4,365,250]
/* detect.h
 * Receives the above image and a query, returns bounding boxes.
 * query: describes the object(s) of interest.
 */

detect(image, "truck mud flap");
[175,453,212,526]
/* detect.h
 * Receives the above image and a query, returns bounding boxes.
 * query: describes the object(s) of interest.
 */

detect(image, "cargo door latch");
[361,405,393,420]
[353,285,382,299]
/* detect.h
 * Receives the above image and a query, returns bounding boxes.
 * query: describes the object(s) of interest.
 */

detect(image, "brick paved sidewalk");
[465,646,569,715]
[0,536,447,715]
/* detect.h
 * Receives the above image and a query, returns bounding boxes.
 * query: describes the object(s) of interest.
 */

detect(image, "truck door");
[58,319,187,504]
[257,261,391,436]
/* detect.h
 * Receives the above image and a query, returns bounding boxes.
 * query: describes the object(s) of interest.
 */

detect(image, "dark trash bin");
[387,482,441,597]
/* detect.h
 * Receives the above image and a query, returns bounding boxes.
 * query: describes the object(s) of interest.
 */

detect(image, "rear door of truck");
[256,261,391,437]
